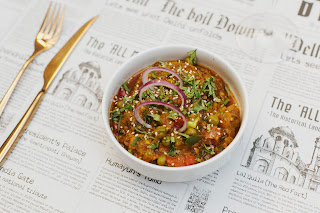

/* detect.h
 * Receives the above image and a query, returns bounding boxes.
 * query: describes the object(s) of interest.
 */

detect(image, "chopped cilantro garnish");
[132,136,141,146]
[142,91,147,99]
[187,49,197,65]
[111,109,122,121]
[162,97,169,102]
[193,80,201,99]
[148,141,159,150]
[148,114,161,122]
[168,111,178,120]
[121,82,130,93]
[158,60,167,67]
[182,75,195,85]
[152,71,157,79]
[192,101,207,113]
[135,128,156,139]
[159,88,165,100]
[124,102,133,111]
[147,89,156,100]
[201,77,216,97]
[168,144,180,156]
[203,143,215,155]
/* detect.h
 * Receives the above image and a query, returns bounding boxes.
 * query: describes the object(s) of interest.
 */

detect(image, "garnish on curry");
[109,50,241,167]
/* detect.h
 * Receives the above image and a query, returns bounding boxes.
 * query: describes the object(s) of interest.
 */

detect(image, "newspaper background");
[0,0,320,212]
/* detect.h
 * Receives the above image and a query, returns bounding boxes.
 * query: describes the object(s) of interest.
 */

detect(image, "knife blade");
[0,16,98,164]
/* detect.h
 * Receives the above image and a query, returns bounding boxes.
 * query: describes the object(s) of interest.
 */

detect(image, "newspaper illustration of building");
[52,61,103,111]
[245,126,320,192]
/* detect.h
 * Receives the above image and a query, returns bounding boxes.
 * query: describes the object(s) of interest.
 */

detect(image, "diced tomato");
[118,89,127,97]
[185,155,197,166]
[167,156,185,167]
[174,117,184,128]
[204,126,221,140]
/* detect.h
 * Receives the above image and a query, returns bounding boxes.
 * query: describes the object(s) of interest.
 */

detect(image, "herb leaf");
[168,144,180,156]
[148,114,161,121]
[121,82,130,93]
[135,128,156,139]
[132,136,141,146]
[187,49,197,65]
[192,101,207,113]
[152,71,157,79]
[203,143,215,155]
[148,141,159,150]
[168,111,178,120]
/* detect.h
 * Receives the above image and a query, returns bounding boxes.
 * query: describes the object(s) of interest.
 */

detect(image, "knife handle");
[0,90,45,164]
[0,51,40,117]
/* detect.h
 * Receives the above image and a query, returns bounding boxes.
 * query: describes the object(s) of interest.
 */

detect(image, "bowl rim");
[102,44,249,173]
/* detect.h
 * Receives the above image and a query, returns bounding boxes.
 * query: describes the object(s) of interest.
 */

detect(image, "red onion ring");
[141,67,183,86]
[134,101,187,132]
[139,80,186,107]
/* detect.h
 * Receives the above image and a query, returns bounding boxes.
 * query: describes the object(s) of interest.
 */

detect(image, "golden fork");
[0,2,65,117]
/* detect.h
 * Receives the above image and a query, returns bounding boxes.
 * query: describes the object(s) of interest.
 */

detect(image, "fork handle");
[0,90,44,164]
[0,51,41,117]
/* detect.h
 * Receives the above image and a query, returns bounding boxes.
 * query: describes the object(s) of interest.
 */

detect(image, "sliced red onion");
[139,80,186,107]
[142,67,183,86]
[134,101,187,132]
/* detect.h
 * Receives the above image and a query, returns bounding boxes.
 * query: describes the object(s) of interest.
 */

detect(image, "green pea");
[116,100,125,108]
[208,114,219,125]
[162,137,170,147]
[185,128,197,136]
[157,155,167,166]
[155,126,167,139]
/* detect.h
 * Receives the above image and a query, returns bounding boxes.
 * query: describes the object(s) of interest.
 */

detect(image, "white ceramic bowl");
[102,45,249,182]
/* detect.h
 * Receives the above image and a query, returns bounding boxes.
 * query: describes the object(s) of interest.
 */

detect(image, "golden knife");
[0,16,98,164]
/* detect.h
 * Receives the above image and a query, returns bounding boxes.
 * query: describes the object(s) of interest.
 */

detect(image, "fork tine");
[48,3,61,37]
[43,3,57,35]
[38,2,52,33]
[52,5,65,39]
